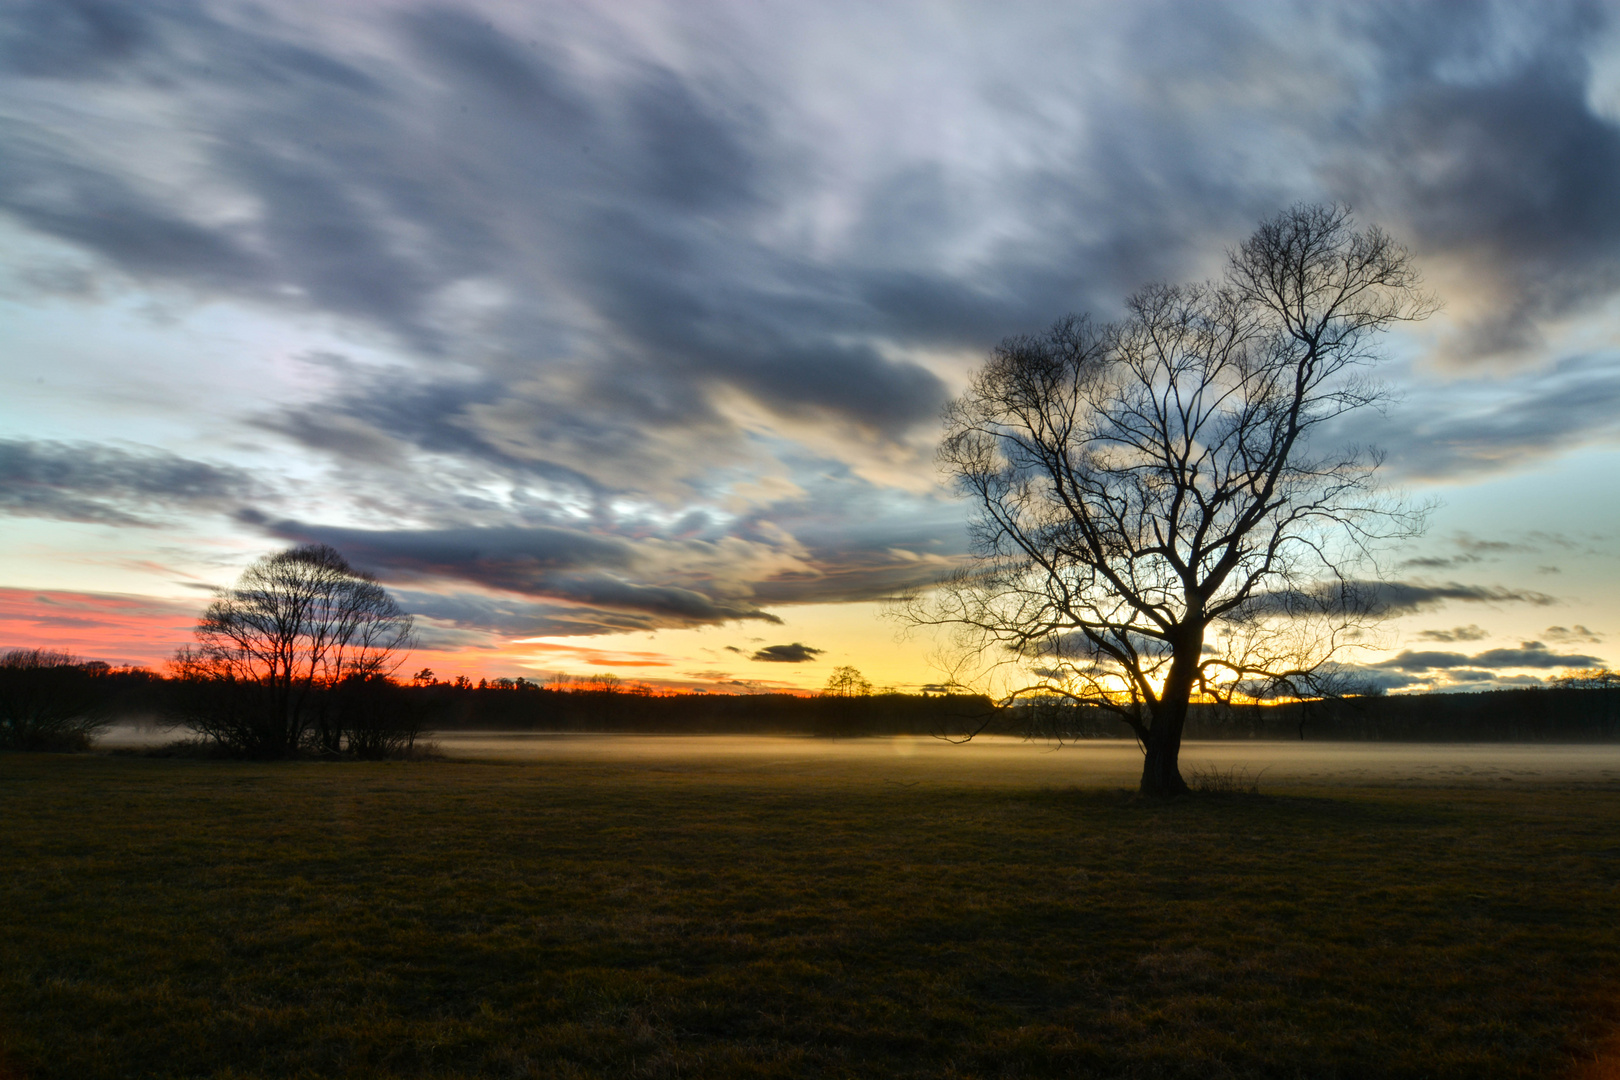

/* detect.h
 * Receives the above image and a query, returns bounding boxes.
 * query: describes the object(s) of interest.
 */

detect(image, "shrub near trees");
[0,649,115,751]
[170,544,419,758]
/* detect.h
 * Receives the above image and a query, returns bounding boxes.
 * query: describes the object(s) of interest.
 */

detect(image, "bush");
[1185,763,1264,795]
[0,650,112,751]
[331,672,427,759]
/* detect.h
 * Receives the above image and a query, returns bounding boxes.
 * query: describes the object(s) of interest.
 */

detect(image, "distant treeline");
[0,655,166,751]
[9,660,1620,748]
[415,679,1620,742]
[416,680,1620,742]
[415,680,1001,737]
[1013,688,1620,743]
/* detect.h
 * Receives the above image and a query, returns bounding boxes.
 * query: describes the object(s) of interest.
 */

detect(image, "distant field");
[4,747,1620,1078]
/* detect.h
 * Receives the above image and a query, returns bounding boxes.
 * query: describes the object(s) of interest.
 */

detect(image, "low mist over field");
[93,727,1620,786]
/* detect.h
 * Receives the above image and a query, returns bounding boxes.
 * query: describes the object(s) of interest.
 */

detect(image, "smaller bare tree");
[823,666,874,697]
[172,544,415,757]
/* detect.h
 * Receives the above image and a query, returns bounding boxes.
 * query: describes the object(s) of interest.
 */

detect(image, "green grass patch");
[3,752,1619,1078]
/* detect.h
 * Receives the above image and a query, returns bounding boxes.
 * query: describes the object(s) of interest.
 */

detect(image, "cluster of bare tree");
[170,544,421,758]
[1552,668,1620,690]
[822,666,874,697]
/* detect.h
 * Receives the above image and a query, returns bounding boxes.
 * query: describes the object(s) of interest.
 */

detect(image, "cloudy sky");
[3,0,1619,693]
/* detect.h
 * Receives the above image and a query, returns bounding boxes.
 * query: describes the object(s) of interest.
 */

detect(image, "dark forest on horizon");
[8,660,1620,745]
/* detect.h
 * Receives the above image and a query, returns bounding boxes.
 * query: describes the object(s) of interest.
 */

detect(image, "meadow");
[3,739,1620,1079]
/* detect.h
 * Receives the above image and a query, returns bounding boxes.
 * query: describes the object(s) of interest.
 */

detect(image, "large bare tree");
[173,544,415,757]
[925,205,1435,795]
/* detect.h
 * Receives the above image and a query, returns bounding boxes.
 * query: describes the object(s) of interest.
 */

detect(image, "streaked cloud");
[1544,624,1603,644]
[1366,582,1559,615]
[3,0,1620,678]
[0,439,263,526]
[1375,641,1606,673]
[1413,625,1490,644]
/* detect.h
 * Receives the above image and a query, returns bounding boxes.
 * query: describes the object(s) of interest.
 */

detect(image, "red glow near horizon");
[0,587,204,668]
[0,587,819,695]
[509,640,675,668]
[404,643,816,695]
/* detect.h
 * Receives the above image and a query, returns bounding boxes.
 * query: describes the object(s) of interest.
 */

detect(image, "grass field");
[3,746,1620,1078]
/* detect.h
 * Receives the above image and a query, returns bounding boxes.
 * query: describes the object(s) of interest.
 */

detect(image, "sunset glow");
[1,1,1616,694]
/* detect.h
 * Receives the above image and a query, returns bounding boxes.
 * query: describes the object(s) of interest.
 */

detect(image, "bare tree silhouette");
[917,205,1435,795]
[822,666,874,697]
[172,544,415,757]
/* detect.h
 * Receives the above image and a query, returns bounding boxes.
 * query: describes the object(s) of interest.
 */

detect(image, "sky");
[2,0,1620,694]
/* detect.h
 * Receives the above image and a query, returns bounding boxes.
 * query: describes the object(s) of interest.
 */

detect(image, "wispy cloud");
[1413,625,1490,644]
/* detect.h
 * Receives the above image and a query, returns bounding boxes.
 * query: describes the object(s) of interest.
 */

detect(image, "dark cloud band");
[749,643,823,663]
[0,439,260,526]
[1375,641,1605,673]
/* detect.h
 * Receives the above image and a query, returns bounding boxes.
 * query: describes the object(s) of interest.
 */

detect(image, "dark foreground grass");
[3,754,1619,1079]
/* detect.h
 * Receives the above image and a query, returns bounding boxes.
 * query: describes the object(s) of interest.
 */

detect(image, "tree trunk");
[1140,647,1197,797]
[1140,716,1190,797]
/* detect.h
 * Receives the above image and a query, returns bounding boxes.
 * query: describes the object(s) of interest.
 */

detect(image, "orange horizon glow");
[0,587,825,693]
[0,587,203,669]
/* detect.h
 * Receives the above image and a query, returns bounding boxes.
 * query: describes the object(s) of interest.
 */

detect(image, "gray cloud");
[1341,353,1620,481]
[1366,581,1558,616]
[749,642,823,663]
[1254,580,1558,619]
[1331,11,1620,359]
[394,589,747,641]
[251,518,635,582]
[252,519,783,631]
[1414,625,1490,644]
[1347,665,1549,691]
[1545,624,1603,644]
[241,499,968,635]
[0,0,150,79]
[1376,641,1604,673]
[0,439,261,525]
[7,5,1615,405]
[1,0,952,484]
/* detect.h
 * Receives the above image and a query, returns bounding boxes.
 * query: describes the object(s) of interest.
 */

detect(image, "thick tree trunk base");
[1140,740,1190,797]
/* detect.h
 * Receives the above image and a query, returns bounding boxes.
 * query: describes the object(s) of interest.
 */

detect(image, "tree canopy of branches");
[0,649,114,751]
[925,205,1435,795]
[823,666,874,697]
[1551,668,1620,691]
[172,544,416,758]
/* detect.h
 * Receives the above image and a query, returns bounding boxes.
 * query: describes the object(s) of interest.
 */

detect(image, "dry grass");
[2,751,1619,1078]
[1185,763,1266,795]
